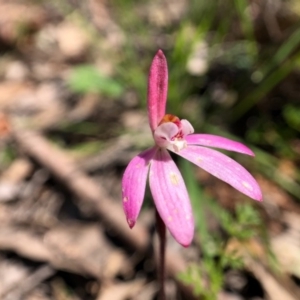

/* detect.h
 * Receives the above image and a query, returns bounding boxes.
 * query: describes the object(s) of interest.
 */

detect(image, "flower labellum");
[122,50,262,247]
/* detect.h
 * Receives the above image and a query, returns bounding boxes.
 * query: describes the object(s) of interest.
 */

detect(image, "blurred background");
[0,0,300,299]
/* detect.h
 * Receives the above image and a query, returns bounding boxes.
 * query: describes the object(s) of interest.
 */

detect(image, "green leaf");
[283,105,300,132]
[68,65,123,97]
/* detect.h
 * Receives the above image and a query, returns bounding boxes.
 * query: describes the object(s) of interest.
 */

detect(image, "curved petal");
[122,147,157,228]
[147,50,168,131]
[181,119,194,136]
[185,134,254,156]
[149,149,194,247]
[154,122,178,148]
[175,145,262,201]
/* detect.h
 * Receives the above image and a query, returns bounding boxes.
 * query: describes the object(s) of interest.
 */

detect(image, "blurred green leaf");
[60,121,100,135]
[233,0,257,57]
[68,141,104,156]
[231,56,296,121]
[0,145,16,168]
[263,26,300,76]
[68,65,123,97]
[283,104,300,132]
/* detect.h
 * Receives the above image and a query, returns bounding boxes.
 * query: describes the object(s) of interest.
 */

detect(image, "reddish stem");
[156,209,166,300]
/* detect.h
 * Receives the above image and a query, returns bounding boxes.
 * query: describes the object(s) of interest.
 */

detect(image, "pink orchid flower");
[122,50,262,247]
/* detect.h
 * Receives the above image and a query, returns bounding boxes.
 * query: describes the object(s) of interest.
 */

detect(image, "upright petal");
[147,50,168,131]
[149,149,194,247]
[122,147,157,228]
[181,119,194,136]
[186,134,254,156]
[175,145,262,201]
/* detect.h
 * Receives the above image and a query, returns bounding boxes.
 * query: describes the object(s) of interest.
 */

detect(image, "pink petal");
[149,149,194,247]
[122,147,157,228]
[185,134,254,156]
[176,145,262,201]
[154,122,178,148]
[181,119,194,136]
[147,50,168,131]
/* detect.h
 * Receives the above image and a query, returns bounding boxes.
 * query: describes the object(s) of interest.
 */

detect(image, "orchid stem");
[156,209,166,300]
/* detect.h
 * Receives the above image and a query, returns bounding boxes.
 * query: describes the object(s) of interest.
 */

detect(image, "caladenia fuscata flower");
[122,50,262,247]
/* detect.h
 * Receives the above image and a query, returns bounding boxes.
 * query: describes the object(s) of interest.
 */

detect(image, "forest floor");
[1,1,300,299]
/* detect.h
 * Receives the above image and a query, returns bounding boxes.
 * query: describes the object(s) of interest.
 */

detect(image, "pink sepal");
[149,149,194,247]
[122,147,157,228]
[186,134,254,156]
[147,50,168,131]
[176,145,262,201]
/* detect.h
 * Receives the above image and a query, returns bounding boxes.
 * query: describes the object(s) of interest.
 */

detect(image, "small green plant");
[216,202,261,241]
